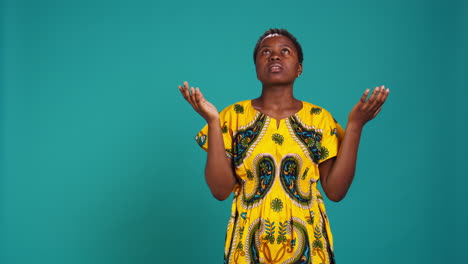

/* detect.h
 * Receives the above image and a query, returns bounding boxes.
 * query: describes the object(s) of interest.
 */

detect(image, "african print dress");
[196,100,344,264]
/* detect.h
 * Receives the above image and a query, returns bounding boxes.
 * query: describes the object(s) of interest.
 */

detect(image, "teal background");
[1,0,466,263]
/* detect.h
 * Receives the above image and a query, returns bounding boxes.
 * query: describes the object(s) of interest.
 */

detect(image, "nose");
[269,53,280,61]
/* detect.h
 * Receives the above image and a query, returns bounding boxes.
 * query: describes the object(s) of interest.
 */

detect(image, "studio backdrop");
[1,0,466,263]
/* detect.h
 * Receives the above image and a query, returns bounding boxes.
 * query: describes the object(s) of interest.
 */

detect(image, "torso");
[195,100,343,264]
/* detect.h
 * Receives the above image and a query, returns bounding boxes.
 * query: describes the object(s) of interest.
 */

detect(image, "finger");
[376,85,388,105]
[178,84,188,96]
[367,86,384,110]
[179,84,191,101]
[380,86,390,104]
[192,87,201,110]
[370,85,389,111]
[183,84,197,109]
[179,81,203,113]
[370,85,384,104]
[195,87,205,104]
[367,86,380,103]
[194,88,206,110]
[187,87,198,109]
[363,87,378,111]
[185,81,196,100]
[360,87,377,112]
[182,81,192,98]
[178,85,184,95]
[373,106,383,118]
[360,89,370,103]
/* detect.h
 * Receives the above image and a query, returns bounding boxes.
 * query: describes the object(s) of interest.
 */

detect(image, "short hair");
[253,28,304,64]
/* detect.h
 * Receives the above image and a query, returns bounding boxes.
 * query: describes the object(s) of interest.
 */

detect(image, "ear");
[297,63,303,77]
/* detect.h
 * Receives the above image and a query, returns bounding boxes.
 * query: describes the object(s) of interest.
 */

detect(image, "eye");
[261,49,270,55]
[281,48,290,54]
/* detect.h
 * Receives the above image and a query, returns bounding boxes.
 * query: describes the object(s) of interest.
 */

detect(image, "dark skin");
[252,35,303,126]
[179,35,389,201]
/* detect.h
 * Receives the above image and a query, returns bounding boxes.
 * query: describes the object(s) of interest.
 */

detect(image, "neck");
[257,84,297,109]
[251,83,303,121]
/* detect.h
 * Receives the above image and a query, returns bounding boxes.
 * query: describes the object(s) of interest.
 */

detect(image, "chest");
[232,115,323,183]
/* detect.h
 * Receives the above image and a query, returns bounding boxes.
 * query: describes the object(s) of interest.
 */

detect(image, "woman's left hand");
[348,85,390,127]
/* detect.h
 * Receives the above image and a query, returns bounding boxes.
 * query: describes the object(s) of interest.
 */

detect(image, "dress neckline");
[248,100,304,128]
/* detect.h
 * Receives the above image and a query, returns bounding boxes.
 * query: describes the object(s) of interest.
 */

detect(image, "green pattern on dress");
[232,114,267,167]
[272,133,284,145]
[301,167,309,180]
[236,226,244,250]
[234,104,244,114]
[313,225,324,249]
[320,146,329,160]
[246,169,254,180]
[271,198,283,212]
[306,211,315,225]
[196,101,340,263]
[277,221,288,244]
[222,121,228,133]
[311,107,322,115]
[289,115,331,163]
[264,219,276,244]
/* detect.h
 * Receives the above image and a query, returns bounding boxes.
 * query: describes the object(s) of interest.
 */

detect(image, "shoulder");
[220,100,252,115]
[300,101,335,121]
[298,101,342,138]
[217,100,260,130]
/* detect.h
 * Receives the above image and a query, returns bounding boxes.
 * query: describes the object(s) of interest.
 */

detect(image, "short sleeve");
[318,111,344,163]
[194,106,234,159]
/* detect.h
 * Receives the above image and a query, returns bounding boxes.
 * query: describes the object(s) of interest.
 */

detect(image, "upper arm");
[195,107,234,158]
[319,157,336,193]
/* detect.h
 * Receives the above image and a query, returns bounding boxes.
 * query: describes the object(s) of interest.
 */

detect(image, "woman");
[179,29,389,264]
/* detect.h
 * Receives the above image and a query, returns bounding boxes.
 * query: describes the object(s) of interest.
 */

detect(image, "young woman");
[179,28,389,264]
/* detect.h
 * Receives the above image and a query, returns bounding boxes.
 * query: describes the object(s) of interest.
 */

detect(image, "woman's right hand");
[178,81,219,123]
[179,81,235,200]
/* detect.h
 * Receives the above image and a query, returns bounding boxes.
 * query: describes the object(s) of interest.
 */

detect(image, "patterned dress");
[196,100,344,264]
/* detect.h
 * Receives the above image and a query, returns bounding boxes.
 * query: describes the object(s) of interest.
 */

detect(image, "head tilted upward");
[253,29,303,65]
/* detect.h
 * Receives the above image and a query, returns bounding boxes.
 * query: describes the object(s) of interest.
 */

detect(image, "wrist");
[345,121,364,132]
[206,117,221,126]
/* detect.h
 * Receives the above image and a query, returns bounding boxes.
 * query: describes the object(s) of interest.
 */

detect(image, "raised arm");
[319,85,390,202]
[178,81,237,201]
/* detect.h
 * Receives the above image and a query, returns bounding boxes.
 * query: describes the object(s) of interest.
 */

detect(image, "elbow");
[329,195,345,202]
[211,191,230,201]
[323,184,349,202]
[208,182,232,201]
[326,192,347,202]
[205,171,236,201]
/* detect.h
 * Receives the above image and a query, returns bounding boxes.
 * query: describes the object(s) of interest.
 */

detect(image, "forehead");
[259,35,296,49]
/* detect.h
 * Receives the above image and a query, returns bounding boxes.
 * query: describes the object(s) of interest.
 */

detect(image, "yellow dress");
[196,100,344,264]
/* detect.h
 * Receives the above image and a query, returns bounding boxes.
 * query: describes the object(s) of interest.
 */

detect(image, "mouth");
[268,63,283,73]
